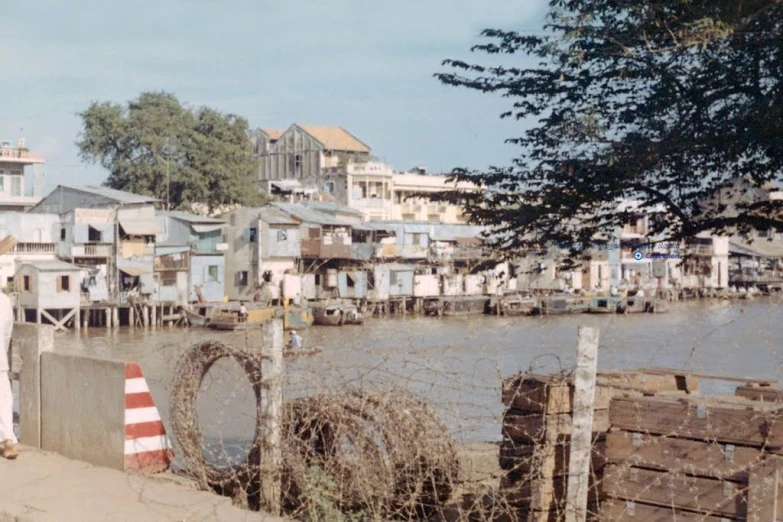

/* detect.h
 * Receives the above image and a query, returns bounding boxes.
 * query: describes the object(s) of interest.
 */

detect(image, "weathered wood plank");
[603,464,747,517]
[747,457,783,522]
[500,439,607,478]
[604,431,766,482]
[502,370,696,414]
[736,383,783,403]
[600,499,741,521]
[609,396,783,447]
[501,472,601,511]
[503,409,610,443]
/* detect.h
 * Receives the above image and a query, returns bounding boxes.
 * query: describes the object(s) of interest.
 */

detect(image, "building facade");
[0,139,45,211]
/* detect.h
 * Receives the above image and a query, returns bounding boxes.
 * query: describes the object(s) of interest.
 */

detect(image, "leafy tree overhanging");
[435,0,783,257]
[76,91,264,213]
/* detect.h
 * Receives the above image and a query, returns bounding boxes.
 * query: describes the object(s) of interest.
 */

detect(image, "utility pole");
[163,137,172,211]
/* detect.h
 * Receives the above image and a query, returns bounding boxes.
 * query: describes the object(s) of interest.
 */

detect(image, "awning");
[120,267,151,277]
[191,224,223,234]
[729,239,783,258]
[119,219,163,236]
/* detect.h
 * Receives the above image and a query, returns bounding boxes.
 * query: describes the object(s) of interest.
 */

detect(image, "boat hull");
[207,306,314,330]
[311,302,363,326]
[532,297,590,316]
[423,296,490,316]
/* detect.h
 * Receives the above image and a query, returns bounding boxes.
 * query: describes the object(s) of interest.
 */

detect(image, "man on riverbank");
[0,290,17,459]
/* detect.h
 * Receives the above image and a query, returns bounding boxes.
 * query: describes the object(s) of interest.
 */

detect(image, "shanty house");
[16,260,82,330]
[0,212,59,289]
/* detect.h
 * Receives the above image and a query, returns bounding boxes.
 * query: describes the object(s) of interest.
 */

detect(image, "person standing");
[0,290,17,459]
[289,330,302,350]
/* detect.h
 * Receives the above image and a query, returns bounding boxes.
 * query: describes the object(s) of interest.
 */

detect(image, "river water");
[45,298,783,451]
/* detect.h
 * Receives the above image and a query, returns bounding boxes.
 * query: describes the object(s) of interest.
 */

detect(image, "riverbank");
[0,445,285,522]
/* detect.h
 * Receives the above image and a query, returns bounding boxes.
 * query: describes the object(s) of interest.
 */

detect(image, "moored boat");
[616,296,664,314]
[491,291,537,316]
[423,295,491,316]
[207,303,314,330]
[532,296,590,316]
[310,301,363,326]
[587,296,623,314]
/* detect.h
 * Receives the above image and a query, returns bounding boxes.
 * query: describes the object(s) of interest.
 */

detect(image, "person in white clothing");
[0,290,17,459]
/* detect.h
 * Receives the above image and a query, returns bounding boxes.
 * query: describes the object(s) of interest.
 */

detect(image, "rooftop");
[296,125,371,153]
[20,260,81,272]
[59,185,160,205]
[260,128,285,140]
[0,142,45,165]
[259,205,300,226]
[162,211,225,224]
[274,202,355,227]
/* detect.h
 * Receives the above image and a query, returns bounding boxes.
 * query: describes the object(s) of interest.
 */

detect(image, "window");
[88,226,102,242]
[161,273,177,286]
[324,182,335,194]
[207,265,219,282]
[60,228,66,241]
[262,271,272,283]
[11,176,21,197]
[347,274,355,288]
[57,275,70,292]
[277,230,288,241]
[0,174,4,192]
[314,274,321,286]
[237,271,249,286]
[21,275,31,292]
[245,227,257,243]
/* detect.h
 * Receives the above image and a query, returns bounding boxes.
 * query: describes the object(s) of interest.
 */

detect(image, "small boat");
[616,296,663,314]
[491,291,537,316]
[183,308,211,327]
[587,296,623,314]
[208,304,314,331]
[284,347,323,359]
[423,295,491,316]
[310,301,363,326]
[532,296,590,316]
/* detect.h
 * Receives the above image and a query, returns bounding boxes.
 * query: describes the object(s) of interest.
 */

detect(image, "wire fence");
[27,293,783,521]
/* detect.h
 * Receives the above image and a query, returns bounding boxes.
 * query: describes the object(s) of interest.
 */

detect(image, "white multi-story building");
[0,139,45,211]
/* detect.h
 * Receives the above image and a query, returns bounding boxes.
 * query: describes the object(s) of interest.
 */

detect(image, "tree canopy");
[77,91,265,213]
[435,0,783,256]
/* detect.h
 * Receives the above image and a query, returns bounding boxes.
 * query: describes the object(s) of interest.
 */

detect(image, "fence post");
[565,326,599,522]
[13,323,54,448]
[259,318,283,515]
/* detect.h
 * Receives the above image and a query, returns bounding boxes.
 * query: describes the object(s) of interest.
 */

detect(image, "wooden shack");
[16,260,82,330]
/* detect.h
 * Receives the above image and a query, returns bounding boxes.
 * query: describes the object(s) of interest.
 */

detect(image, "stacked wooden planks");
[603,388,783,521]
[499,371,697,521]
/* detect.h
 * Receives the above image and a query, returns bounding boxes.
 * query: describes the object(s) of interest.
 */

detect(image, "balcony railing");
[9,243,56,254]
[70,244,113,257]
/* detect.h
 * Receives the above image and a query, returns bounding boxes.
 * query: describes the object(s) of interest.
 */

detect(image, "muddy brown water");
[27,298,783,458]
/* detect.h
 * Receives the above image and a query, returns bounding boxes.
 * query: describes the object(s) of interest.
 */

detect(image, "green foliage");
[77,91,265,213]
[435,0,783,257]
[301,466,369,522]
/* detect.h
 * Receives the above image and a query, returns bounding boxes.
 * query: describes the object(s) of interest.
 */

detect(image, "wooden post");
[74,307,80,331]
[105,308,111,329]
[142,306,149,327]
[565,326,599,522]
[129,306,134,328]
[151,303,157,327]
[259,318,283,515]
[112,306,119,328]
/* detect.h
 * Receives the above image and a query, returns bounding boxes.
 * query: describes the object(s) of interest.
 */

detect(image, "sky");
[1,0,548,194]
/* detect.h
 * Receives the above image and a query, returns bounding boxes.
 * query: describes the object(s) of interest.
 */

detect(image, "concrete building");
[254,124,371,183]
[220,207,262,301]
[0,213,60,289]
[15,260,82,330]
[322,161,394,220]
[155,211,227,303]
[0,139,45,211]
[57,208,115,302]
[391,168,479,224]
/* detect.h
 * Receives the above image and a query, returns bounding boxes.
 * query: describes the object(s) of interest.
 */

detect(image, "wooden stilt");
[75,307,81,331]
[36,308,42,324]
[142,305,149,327]
[105,308,111,329]
[129,306,135,328]
[151,303,157,327]
[112,307,119,328]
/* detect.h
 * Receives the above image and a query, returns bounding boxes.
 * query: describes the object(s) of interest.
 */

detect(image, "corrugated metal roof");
[302,201,365,218]
[296,125,371,152]
[259,206,300,226]
[119,218,163,235]
[60,185,159,204]
[274,203,353,227]
[163,211,224,224]
[21,260,81,272]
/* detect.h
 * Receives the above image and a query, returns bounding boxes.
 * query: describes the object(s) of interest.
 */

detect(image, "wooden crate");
[500,438,607,480]
[501,472,601,510]
[736,382,783,403]
[600,499,741,521]
[610,395,783,448]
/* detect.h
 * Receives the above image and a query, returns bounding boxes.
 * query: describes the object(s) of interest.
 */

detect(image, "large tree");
[77,91,265,213]
[435,0,783,257]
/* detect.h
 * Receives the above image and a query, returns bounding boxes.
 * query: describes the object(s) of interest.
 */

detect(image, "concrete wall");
[16,265,81,309]
[190,254,225,302]
[40,352,127,470]
[222,208,260,300]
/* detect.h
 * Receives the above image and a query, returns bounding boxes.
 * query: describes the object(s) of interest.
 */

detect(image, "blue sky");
[1,0,547,193]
